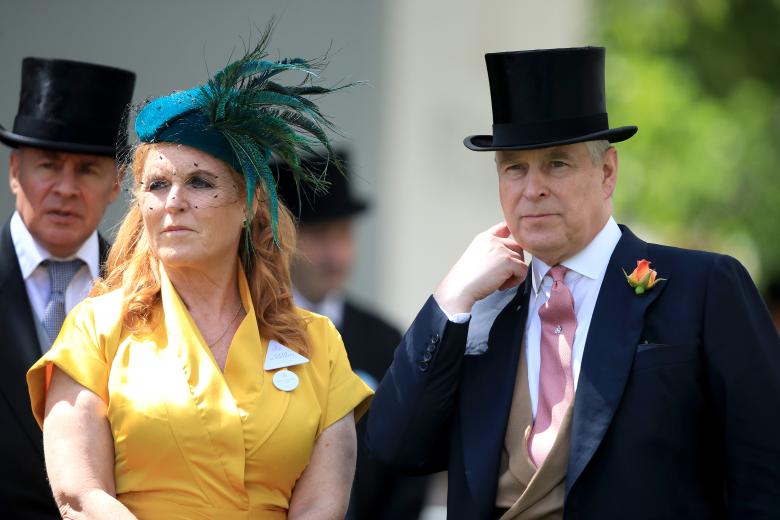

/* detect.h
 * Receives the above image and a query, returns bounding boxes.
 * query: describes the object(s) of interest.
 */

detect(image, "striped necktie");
[42,259,84,345]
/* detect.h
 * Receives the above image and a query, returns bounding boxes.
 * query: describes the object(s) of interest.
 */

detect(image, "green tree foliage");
[593,0,780,285]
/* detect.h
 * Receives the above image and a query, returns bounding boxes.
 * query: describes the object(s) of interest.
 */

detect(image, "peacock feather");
[135,19,348,253]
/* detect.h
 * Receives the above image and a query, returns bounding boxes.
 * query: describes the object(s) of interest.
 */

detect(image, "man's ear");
[601,146,618,199]
[107,161,124,203]
[9,149,21,194]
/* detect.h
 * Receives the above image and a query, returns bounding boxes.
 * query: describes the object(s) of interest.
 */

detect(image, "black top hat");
[0,57,136,156]
[276,150,368,224]
[464,47,637,151]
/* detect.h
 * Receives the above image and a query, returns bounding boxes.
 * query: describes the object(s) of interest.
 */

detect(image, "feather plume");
[161,18,349,247]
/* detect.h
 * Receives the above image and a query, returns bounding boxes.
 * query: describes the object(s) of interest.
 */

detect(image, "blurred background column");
[374,0,588,328]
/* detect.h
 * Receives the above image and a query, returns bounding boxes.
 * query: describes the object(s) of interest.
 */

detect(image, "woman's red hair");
[92,143,309,354]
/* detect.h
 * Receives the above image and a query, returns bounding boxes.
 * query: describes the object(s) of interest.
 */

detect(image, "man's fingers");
[498,257,529,291]
[498,274,525,291]
[487,221,511,238]
[496,236,524,255]
[487,223,522,253]
[510,256,529,276]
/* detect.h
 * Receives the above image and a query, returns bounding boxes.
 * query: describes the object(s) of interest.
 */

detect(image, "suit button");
[422,352,433,362]
[418,362,429,372]
[429,333,440,344]
[426,343,437,353]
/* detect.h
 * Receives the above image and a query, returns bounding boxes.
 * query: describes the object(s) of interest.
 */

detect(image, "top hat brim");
[0,125,119,157]
[463,125,638,152]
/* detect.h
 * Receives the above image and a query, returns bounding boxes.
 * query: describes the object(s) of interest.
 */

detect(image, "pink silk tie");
[528,265,577,468]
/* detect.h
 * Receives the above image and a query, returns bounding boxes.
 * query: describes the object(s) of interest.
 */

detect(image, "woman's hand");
[288,411,357,520]
[44,366,137,519]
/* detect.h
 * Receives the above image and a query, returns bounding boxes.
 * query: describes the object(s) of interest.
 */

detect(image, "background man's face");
[496,142,618,266]
[292,218,356,303]
[9,147,120,257]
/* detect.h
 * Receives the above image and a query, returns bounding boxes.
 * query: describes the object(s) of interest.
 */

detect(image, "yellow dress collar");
[157,260,270,502]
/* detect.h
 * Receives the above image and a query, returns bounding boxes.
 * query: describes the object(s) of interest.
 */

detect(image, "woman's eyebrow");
[183,168,219,179]
[142,168,220,181]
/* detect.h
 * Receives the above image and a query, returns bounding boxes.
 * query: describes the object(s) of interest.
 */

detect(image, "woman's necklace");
[205,303,244,348]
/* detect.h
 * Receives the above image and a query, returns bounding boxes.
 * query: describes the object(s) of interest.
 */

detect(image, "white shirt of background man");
[10,210,100,329]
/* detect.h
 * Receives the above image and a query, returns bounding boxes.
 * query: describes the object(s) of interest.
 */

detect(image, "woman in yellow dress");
[27,30,372,520]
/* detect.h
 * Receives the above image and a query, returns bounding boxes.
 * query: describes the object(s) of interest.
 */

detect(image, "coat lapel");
[565,226,668,494]
[0,221,46,453]
[459,277,532,509]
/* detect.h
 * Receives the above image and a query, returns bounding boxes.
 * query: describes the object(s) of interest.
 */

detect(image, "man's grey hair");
[585,139,611,165]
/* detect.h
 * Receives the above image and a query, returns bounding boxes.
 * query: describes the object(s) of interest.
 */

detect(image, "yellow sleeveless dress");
[27,264,372,519]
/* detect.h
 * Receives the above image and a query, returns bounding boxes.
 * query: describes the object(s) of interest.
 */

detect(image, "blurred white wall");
[0,0,588,331]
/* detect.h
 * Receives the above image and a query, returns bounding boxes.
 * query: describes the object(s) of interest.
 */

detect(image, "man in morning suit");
[366,47,780,519]
[0,57,135,518]
[277,152,429,520]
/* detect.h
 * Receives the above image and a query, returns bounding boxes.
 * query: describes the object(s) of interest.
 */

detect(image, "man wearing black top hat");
[277,151,428,520]
[0,57,135,518]
[366,47,780,518]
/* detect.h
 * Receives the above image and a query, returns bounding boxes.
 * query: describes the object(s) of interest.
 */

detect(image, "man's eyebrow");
[37,150,60,160]
[541,148,575,160]
[496,154,526,167]
[76,159,101,168]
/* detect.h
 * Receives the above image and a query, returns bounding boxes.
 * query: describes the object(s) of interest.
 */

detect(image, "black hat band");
[492,113,608,147]
[13,114,120,147]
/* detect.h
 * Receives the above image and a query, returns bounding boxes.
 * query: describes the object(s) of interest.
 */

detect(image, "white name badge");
[273,369,299,392]
[264,340,309,370]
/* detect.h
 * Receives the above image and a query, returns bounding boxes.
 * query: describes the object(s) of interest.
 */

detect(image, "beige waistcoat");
[495,340,574,520]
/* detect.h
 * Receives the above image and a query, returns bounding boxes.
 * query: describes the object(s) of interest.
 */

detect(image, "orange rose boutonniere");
[623,259,665,295]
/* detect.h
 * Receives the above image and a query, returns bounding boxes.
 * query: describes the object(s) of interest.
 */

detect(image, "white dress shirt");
[10,211,101,338]
[525,217,621,417]
[437,217,622,418]
[292,287,346,330]
[293,288,384,390]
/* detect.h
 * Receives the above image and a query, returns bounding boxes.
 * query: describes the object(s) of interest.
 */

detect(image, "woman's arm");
[288,411,357,520]
[43,366,137,519]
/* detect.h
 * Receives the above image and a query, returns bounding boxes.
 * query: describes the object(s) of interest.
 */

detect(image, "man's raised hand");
[433,222,528,316]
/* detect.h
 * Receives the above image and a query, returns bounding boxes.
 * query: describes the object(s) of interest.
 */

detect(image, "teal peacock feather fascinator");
[134,23,346,249]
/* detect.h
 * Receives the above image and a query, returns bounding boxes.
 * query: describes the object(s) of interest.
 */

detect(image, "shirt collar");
[531,216,622,294]
[292,287,345,328]
[10,211,101,280]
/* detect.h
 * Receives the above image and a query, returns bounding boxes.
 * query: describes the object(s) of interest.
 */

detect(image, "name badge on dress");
[264,340,309,392]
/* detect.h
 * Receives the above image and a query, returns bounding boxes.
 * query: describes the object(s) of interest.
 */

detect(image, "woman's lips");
[162,226,194,233]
